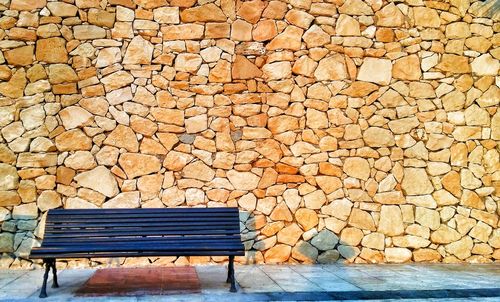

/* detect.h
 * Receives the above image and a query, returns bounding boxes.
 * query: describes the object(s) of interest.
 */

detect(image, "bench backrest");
[31,207,244,258]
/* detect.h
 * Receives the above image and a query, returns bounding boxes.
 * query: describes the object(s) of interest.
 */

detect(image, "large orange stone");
[180,3,226,22]
[36,38,68,63]
[232,55,262,79]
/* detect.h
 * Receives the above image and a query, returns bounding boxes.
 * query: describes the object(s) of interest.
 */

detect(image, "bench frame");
[30,208,244,298]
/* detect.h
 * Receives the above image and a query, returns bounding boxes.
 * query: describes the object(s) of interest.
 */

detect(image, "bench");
[29,207,245,298]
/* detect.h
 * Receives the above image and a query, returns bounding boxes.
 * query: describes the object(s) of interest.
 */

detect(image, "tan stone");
[471,54,499,76]
[55,129,92,151]
[227,170,260,191]
[10,0,46,10]
[314,54,347,81]
[48,64,78,84]
[393,55,421,80]
[16,153,58,168]
[123,36,154,65]
[104,125,139,152]
[209,60,232,83]
[101,71,134,92]
[181,3,226,22]
[436,54,470,73]
[267,26,303,51]
[385,247,412,263]
[375,3,404,27]
[340,227,364,246]
[59,106,93,130]
[4,46,34,66]
[295,208,318,231]
[252,20,277,41]
[162,24,204,40]
[277,223,303,245]
[361,233,385,250]
[336,15,360,36]
[74,25,106,40]
[119,153,161,179]
[174,53,202,73]
[441,171,461,197]
[47,2,78,16]
[431,225,461,244]
[285,9,314,29]
[363,127,395,147]
[0,69,26,99]
[232,55,262,79]
[413,7,440,28]
[238,0,267,23]
[357,58,392,85]
[74,166,119,197]
[103,191,140,208]
[344,157,370,180]
[0,164,18,191]
[378,205,404,236]
[182,161,215,182]
[153,7,179,24]
[348,208,376,231]
[134,0,167,9]
[445,236,473,260]
[37,191,62,212]
[402,168,434,195]
[264,244,291,263]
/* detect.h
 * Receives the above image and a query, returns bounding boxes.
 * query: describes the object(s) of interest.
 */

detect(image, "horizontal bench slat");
[47,213,239,221]
[30,250,246,259]
[43,228,240,239]
[32,243,244,253]
[41,234,242,244]
[47,208,238,215]
[41,240,243,249]
[45,221,239,229]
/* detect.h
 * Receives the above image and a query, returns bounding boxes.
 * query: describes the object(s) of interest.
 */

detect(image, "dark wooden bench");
[29,207,245,298]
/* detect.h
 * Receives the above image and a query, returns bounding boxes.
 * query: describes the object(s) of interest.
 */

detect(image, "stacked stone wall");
[0,0,499,268]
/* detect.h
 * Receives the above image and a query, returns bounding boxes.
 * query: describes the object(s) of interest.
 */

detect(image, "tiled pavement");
[0,264,499,301]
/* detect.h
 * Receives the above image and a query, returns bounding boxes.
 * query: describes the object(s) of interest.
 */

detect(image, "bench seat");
[30,207,245,297]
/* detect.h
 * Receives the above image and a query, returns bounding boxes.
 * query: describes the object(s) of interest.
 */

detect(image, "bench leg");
[39,260,51,298]
[51,259,59,288]
[226,256,237,292]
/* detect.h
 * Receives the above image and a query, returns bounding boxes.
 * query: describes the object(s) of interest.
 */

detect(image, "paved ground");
[0,264,499,301]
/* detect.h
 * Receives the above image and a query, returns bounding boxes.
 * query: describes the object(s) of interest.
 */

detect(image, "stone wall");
[0,0,499,268]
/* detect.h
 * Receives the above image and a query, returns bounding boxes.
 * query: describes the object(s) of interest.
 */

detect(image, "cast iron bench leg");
[227,255,237,292]
[51,260,59,288]
[39,260,50,298]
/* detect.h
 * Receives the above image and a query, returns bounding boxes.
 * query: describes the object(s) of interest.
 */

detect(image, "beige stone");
[264,244,291,263]
[402,168,434,195]
[119,153,161,179]
[123,36,154,65]
[336,15,360,36]
[181,3,226,22]
[343,157,370,180]
[357,58,392,85]
[103,192,140,208]
[74,166,118,197]
[385,247,412,263]
[363,127,395,147]
[59,106,93,130]
[413,7,440,28]
[378,206,404,236]
[375,3,404,27]
[393,55,421,80]
[295,208,318,231]
[314,55,347,81]
[267,26,303,51]
[55,129,92,151]
[104,125,139,152]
